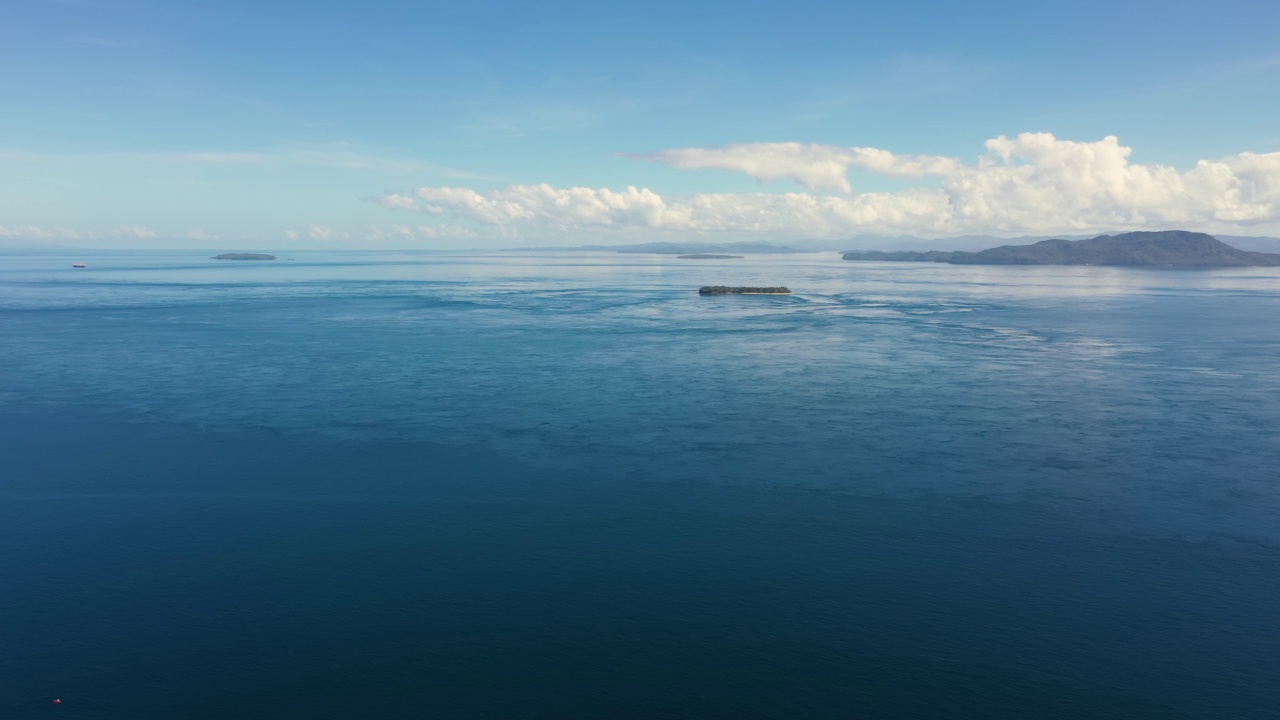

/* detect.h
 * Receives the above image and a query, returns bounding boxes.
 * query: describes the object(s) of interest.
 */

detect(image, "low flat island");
[212,253,277,260]
[678,254,744,260]
[698,286,791,295]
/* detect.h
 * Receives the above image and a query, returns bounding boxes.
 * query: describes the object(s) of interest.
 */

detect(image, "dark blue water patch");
[2,410,1278,719]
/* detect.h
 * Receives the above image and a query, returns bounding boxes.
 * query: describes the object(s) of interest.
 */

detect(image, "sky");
[3,0,1280,248]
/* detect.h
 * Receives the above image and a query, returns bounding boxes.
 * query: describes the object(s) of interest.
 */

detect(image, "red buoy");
[53,698,63,704]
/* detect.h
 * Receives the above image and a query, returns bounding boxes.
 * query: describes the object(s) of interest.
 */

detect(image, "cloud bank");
[282,224,481,243]
[636,142,963,193]
[375,133,1280,237]
[0,225,158,242]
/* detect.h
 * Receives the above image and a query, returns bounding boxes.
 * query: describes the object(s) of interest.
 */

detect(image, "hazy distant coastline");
[501,233,1280,256]
[842,231,1280,267]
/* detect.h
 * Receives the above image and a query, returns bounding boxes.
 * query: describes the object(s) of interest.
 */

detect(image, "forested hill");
[842,231,1280,267]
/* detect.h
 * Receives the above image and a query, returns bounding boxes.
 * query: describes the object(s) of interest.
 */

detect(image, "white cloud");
[416,224,478,240]
[374,193,421,211]
[0,225,158,242]
[288,223,480,244]
[409,185,676,228]
[186,229,220,241]
[637,142,961,193]
[372,185,952,236]
[101,225,158,240]
[941,134,1280,232]
[306,224,336,241]
[358,224,481,242]
[375,134,1280,237]
[0,225,82,240]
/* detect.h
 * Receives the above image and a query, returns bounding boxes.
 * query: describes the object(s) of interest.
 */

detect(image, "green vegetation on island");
[842,231,1280,267]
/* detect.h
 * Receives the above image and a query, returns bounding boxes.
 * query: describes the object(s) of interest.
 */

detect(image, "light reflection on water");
[3,250,1278,541]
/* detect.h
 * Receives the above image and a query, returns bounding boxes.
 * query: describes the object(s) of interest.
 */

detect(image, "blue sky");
[3,0,1279,246]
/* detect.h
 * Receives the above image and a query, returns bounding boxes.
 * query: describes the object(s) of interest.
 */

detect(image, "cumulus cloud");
[942,134,1280,232]
[407,185,675,228]
[373,193,421,211]
[375,134,1280,237]
[374,185,950,235]
[637,142,961,193]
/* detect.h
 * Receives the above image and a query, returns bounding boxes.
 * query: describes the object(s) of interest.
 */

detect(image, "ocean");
[2,250,1278,718]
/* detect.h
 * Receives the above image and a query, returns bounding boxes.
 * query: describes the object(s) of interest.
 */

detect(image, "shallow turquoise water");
[2,251,1278,718]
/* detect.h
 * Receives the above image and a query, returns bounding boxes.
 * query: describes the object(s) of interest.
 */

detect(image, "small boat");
[71,263,88,268]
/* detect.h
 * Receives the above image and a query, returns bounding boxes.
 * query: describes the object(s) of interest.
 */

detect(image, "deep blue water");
[2,251,1279,718]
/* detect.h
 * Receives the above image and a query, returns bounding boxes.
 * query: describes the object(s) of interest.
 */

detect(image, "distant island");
[842,231,1280,267]
[678,254,743,260]
[212,253,277,260]
[698,286,791,295]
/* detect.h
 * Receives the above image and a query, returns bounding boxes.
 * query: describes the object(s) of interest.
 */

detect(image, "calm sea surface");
[2,251,1279,718]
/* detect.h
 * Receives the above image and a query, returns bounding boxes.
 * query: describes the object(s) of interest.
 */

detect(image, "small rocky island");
[678,254,744,260]
[698,286,791,295]
[842,231,1280,267]
[212,253,277,260]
